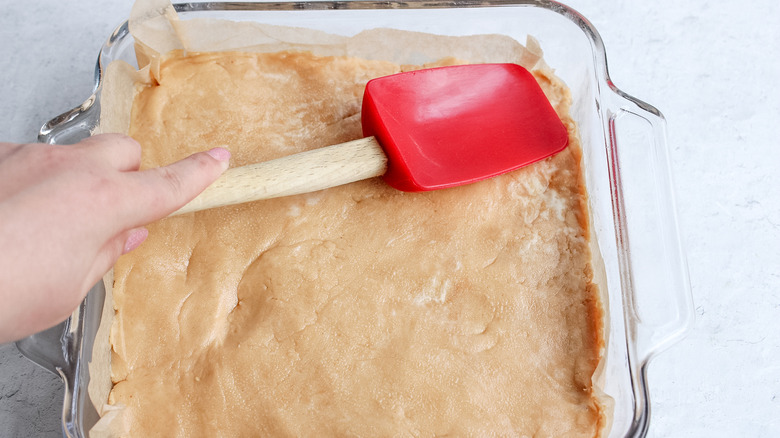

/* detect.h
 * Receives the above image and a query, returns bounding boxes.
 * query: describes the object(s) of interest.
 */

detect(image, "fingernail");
[207,147,231,162]
[123,227,149,254]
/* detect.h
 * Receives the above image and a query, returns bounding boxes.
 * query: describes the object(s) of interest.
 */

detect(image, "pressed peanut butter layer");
[109,50,605,437]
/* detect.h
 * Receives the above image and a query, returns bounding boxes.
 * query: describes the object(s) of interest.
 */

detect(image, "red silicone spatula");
[173,63,568,216]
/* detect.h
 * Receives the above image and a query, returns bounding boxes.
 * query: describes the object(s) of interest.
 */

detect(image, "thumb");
[125,147,230,227]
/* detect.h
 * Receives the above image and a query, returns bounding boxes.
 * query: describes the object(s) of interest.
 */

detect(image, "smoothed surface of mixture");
[109,50,606,437]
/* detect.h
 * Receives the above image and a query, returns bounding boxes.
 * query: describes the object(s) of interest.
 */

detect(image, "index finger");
[121,148,230,227]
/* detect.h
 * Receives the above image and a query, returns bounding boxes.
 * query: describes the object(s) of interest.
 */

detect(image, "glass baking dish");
[17,1,694,437]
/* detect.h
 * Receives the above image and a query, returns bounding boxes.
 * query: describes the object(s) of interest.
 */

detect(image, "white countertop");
[1,1,778,436]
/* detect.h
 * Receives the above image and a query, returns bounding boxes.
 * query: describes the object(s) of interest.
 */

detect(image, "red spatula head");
[361,63,569,192]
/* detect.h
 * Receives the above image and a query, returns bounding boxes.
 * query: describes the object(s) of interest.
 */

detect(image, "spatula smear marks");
[173,63,568,216]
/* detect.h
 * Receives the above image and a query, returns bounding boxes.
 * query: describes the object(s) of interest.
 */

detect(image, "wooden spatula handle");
[171,136,387,216]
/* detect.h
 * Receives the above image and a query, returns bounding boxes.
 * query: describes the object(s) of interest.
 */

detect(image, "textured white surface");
[0,1,778,437]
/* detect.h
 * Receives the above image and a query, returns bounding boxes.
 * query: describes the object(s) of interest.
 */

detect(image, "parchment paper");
[89,0,609,436]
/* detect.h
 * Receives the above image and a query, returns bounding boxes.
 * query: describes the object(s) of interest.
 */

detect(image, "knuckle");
[91,132,136,144]
[37,145,75,172]
[159,166,186,201]
[119,135,142,153]
[90,174,123,204]
[193,152,215,171]
[84,133,142,156]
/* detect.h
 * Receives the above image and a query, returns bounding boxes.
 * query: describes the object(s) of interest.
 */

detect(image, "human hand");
[0,134,230,343]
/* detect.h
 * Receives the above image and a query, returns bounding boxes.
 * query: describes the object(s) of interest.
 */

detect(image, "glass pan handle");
[607,92,694,362]
[15,321,71,376]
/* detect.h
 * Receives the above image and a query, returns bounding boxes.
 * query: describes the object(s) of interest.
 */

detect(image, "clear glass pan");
[17,1,694,437]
